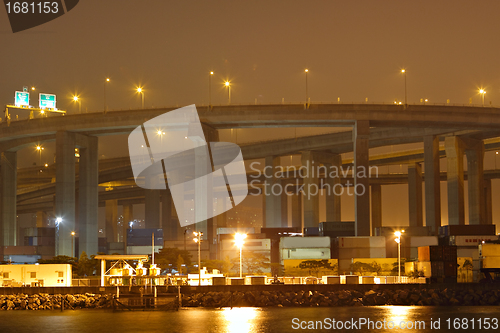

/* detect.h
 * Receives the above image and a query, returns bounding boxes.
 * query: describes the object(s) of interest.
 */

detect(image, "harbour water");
[0,306,499,332]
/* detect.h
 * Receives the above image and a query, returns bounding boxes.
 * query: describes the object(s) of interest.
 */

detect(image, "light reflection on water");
[0,306,499,333]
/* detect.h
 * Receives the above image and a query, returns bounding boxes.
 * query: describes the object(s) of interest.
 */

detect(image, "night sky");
[1,1,500,230]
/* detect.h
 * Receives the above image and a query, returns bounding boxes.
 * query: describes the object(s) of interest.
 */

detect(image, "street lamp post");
[104,78,110,113]
[234,233,247,278]
[305,69,309,106]
[395,230,405,283]
[73,95,81,113]
[137,87,145,109]
[71,231,75,257]
[479,89,486,107]
[193,231,203,286]
[401,69,407,109]
[224,81,230,105]
[36,145,44,180]
[209,71,214,108]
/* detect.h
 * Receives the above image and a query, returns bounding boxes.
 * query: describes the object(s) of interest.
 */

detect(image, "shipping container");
[319,222,355,232]
[280,236,330,249]
[417,262,432,277]
[444,261,458,276]
[457,248,479,260]
[338,259,352,273]
[430,246,443,261]
[338,247,386,259]
[481,257,500,269]
[217,227,255,235]
[431,261,444,277]
[280,248,330,261]
[375,226,432,237]
[418,246,430,262]
[439,225,496,237]
[479,243,500,258]
[337,236,385,248]
[410,236,438,248]
[303,227,319,236]
[449,235,498,247]
[221,239,270,251]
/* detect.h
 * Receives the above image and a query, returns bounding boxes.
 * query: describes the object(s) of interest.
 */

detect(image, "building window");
[2,272,9,279]
[30,272,36,279]
[58,272,64,278]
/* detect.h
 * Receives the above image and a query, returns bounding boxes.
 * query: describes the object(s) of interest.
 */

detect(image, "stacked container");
[336,236,386,272]
[417,245,457,283]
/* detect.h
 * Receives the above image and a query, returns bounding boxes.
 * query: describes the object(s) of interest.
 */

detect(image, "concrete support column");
[78,136,98,256]
[36,211,47,228]
[122,204,133,250]
[145,190,161,229]
[465,141,485,225]
[264,156,282,227]
[105,200,118,243]
[301,152,319,228]
[408,163,423,227]
[290,191,302,229]
[445,136,465,225]
[353,120,370,236]
[281,180,288,227]
[484,179,493,225]
[162,191,177,241]
[424,136,441,234]
[0,151,17,246]
[371,184,382,235]
[55,131,76,256]
[325,154,342,222]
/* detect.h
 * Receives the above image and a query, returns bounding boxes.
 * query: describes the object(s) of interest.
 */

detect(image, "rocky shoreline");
[0,293,113,311]
[182,288,500,307]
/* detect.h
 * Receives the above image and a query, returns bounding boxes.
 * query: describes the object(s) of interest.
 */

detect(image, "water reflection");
[221,307,259,333]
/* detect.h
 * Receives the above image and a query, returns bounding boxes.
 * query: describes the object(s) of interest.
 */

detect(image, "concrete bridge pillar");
[324,154,342,222]
[0,151,17,246]
[145,189,161,229]
[105,199,118,243]
[424,135,441,234]
[55,131,76,256]
[408,163,423,227]
[290,189,302,229]
[465,140,485,225]
[36,211,48,228]
[353,120,370,236]
[445,136,465,225]
[122,204,133,251]
[162,191,177,241]
[371,184,382,235]
[484,179,493,225]
[281,179,288,227]
[264,156,283,228]
[77,135,98,256]
[301,152,320,228]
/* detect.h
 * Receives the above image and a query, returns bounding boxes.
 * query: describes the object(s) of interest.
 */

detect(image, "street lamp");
[401,69,407,109]
[304,69,309,106]
[71,231,76,257]
[193,231,203,286]
[234,233,247,278]
[224,81,231,105]
[395,230,405,283]
[72,95,81,113]
[104,78,110,113]
[137,87,145,109]
[209,71,214,108]
[479,89,486,107]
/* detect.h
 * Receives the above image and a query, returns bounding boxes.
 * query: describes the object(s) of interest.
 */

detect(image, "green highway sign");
[39,93,57,109]
[15,91,29,107]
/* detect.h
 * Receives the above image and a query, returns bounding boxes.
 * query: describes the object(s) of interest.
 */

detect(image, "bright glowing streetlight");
[137,87,145,109]
[224,81,231,105]
[479,89,486,107]
[235,233,247,278]
[193,231,203,286]
[395,230,405,283]
[401,69,407,109]
[72,95,81,113]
